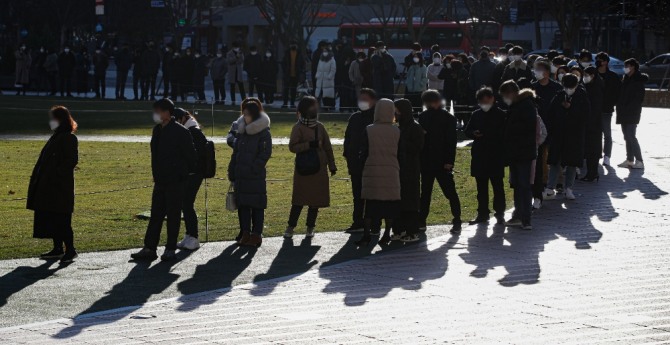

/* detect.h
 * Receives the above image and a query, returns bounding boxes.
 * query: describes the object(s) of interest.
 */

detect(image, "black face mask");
[595,60,603,68]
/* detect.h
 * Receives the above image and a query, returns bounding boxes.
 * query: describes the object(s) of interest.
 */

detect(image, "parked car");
[524,49,625,76]
[639,53,670,88]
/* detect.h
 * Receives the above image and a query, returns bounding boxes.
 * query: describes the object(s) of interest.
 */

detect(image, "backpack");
[295,127,321,176]
[203,140,216,178]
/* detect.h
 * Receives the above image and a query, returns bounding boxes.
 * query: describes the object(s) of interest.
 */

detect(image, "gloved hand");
[309,140,319,148]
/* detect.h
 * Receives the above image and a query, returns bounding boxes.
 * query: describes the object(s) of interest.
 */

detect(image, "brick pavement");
[1,109,669,344]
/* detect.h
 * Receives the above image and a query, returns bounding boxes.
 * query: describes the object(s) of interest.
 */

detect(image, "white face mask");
[583,75,593,84]
[446,63,452,68]
[503,97,513,106]
[479,104,492,112]
[152,113,163,124]
[195,54,200,58]
[266,52,272,58]
[623,67,631,75]
[322,51,329,57]
[499,54,507,61]
[510,55,521,62]
[358,58,364,62]
[64,49,70,53]
[558,73,566,81]
[216,53,222,58]
[433,58,441,64]
[358,101,371,111]
[534,70,545,80]
[233,48,240,52]
[251,51,257,55]
[40,48,44,53]
[565,88,576,96]
[580,61,591,68]
[413,57,420,63]
[49,119,60,130]
[550,65,558,74]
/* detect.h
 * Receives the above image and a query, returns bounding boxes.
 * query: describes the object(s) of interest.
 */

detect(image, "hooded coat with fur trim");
[547,87,590,167]
[315,53,337,99]
[504,89,539,163]
[361,99,401,201]
[227,112,272,209]
[616,71,648,125]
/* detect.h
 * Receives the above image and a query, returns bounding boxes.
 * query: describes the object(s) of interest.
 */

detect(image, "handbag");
[295,127,321,176]
[225,184,237,211]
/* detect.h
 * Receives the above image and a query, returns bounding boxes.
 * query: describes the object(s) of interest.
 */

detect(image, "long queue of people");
[26,40,648,263]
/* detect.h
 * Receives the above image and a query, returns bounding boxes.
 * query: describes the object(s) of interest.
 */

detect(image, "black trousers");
[51,213,74,251]
[163,73,170,98]
[229,81,246,103]
[350,173,364,227]
[193,81,205,101]
[419,169,462,224]
[248,78,258,97]
[282,76,298,105]
[475,175,505,218]
[213,79,226,101]
[59,74,72,96]
[47,71,58,94]
[238,206,264,235]
[395,210,419,236]
[532,144,547,200]
[171,81,184,101]
[261,82,275,104]
[115,69,128,98]
[183,174,203,238]
[133,74,141,99]
[94,73,106,98]
[144,181,186,251]
[141,73,157,99]
[509,160,533,224]
[288,205,319,228]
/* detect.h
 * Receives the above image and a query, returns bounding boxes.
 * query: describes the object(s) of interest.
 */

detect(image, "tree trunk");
[533,1,542,49]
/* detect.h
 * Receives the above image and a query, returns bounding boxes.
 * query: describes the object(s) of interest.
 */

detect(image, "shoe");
[400,234,420,243]
[391,232,406,241]
[379,234,391,245]
[532,198,542,210]
[243,233,263,247]
[617,160,634,168]
[345,224,364,233]
[370,229,381,236]
[182,236,200,250]
[177,235,192,249]
[237,231,250,245]
[565,188,576,200]
[450,223,462,234]
[130,248,158,261]
[504,218,522,227]
[354,235,371,247]
[631,161,645,169]
[281,104,289,109]
[543,188,556,200]
[468,216,490,225]
[60,251,78,263]
[160,249,177,261]
[305,227,315,238]
[495,214,505,225]
[522,223,533,230]
[556,185,564,194]
[284,226,295,239]
[418,222,427,232]
[580,175,600,182]
[40,248,65,259]
[603,156,611,166]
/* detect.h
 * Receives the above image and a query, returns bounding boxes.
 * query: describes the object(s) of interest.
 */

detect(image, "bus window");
[389,31,413,48]
[424,27,464,48]
[472,23,500,40]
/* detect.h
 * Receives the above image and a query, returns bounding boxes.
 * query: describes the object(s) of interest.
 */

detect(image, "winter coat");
[361,99,401,201]
[114,49,132,72]
[14,50,31,85]
[441,66,470,104]
[57,51,76,76]
[288,122,337,207]
[531,79,563,144]
[92,52,109,76]
[584,77,604,158]
[492,58,510,94]
[184,118,208,176]
[315,54,336,99]
[161,51,173,75]
[501,60,532,85]
[27,126,78,214]
[132,50,144,78]
[210,56,227,81]
[426,63,443,90]
[418,107,457,172]
[193,56,208,84]
[397,110,425,211]
[282,49,304,80]
[141,48,161,76]
[405,63,427,93]
[348,59,364,88]
[150,119,197,185]
[180,55,195,85]
[371,52,396,96]
[469,58,496,91]
[44,53,59,73]
[244,53,262,80]
[598,68,621,113]
[547,88,590,167]
[227,113,272,209]
[226,50,244,83]
[260,56,279,87]
[360,58,373,88]
[438,65,457,99]
[464,106,506,178]
[343,107,375,175]
[616,71,648,125]
[504,89,539,163]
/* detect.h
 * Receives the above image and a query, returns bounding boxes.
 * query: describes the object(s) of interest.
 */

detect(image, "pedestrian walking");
[615,58,647,170]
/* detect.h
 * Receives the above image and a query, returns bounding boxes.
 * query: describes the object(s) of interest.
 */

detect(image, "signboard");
[151,0,165,7]
[95,0,104,15]
[181,36,192,50]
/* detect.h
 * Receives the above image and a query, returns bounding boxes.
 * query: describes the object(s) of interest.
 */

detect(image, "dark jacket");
[504,89,538,163]
[343,107,375,175]
[57,51,76,75]
[464,106,506,178]
[185,121,208,175]
[438,65,457,100]
[228,113,272,209]
[598,68,621,113]
[27,127,78,214]
[260,55,279,87]
[282,49,304,80]
[547,88,590,167]
[210,56,227,81]
[162,51,173,75]
[469,57,496,91]
[92,52,109,76]
[193,55,208,84]
[530,79,563,144]
[491,58,510,94]
[360,58,373,88]
[616,71,648,125]
[132,49,143,77]
[584,76,605,158]
[370,52,396,96]
[141,48,161,76]
[418,107,457,172]
[150,119,197,184]
[244,53,263,80]
[114,49,132,72]
[180,55,195,85]
[501,60,533,85]
[398,109,425,211]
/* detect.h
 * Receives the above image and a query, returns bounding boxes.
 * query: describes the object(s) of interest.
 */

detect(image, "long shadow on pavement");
[0,260,63,308]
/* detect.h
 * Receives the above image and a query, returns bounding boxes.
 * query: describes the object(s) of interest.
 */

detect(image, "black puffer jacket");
[598,68,621,113]
[616,71,648,125]
[418,107,457,172]
[547,87,590,167]
[396,100,425,211]
[150,119,197,184]
[584,76,604,158]
[464,106,506,178]
[504,89,538,163]
[343,107,375,175]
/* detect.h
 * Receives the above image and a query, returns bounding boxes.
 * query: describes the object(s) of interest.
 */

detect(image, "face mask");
[499,54,507,61]
[503,97,513,106]
[166,48,170,52]
[565,88,576,96]
[534,70,545,80]
[358,58,364,62]
[216,53,222,58]
[195,54,201,58]
[446,63,452,68]
[40,48,44,53]
[510,55,521,62]
[583,75,593,84]
[152,113,163,124]
[266,52,272,58]
[233,48,240,52]
[550,65,558,74]
[433,58,441,64]
[251,51,257,55]
[623,67,631,74]
[413,57,420,63]
[379,48,387,53]
[558,73,566,81]
[49,119,59,130]
[580,62,591,68]
[479,104,492,112]
[322,51,329,57]
[358,101,371,111]
[64,49,70,53]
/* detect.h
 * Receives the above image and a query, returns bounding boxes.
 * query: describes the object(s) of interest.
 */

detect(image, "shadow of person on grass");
[250,237,320,297]
[176,244,256,312]
[0,260,62,308]
[53,251,193,339]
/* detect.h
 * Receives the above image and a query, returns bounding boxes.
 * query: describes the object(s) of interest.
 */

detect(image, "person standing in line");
[181,48,195,98]
[170,50,185,102]
[499,81,537,230]
[57,46,76,97]
[500,46,533,85]
[469,47,496,93]
[370,41,396,99]
[491,45,512,94]
[74,48,90,96]
[28,106,79,263]
[348,51,365,97]
[259,49,278,105]
[31,46,47,94]
[405,52,428,110]
[210,49,227,104]
[282,42,303,109]
[131,99,197,262]
[464,87,507,225]
[311,41,328,93]
[426,52,443,92]
[393,99,425,243]
[545,74,589,201]
[314,45,337,110]
[115,45,132,100]
[354,98,401,246]
[43,48,59,96]
[284,96,337,239]
[244,46,262,99]
[581,66,604,181]
[227,42,246,105]
[132,47,144,101]
[450,59,472,129]
[438,54,457,109]
[227,99,272,247]
[92,47,109,99]
[343,89,378,233]
[14,44,30,95]
[161,45,173,98]
[615,58,647,170]
[595,52,621,166]
[141,42,161,101]
[360,47,375,89]
[174,108,207,251]
[192,50,208,103]
[417,90,462,234]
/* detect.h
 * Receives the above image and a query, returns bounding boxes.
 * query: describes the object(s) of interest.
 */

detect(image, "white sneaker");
[305,227,315,238]
[565,188,576,200]
[391,232,406,241]
[182,236,200,250]
[603,156,611,166]
[617,160,633,168]
[177,235,192,249]
[284,226,295,239]
[543,188,556,200]
[631,161,645,169]
[532,198,542,209]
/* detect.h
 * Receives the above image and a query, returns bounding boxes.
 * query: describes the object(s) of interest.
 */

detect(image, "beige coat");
[361,99,401,201]
[289,122,337,207]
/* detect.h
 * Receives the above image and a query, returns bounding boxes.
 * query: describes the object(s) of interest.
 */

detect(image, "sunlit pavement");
[1,108,669,344]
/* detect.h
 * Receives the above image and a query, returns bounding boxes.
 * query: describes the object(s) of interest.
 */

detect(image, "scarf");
[299,115,318,128]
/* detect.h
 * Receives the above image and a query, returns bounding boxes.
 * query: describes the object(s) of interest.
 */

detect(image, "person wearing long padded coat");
[546,73,590,201]
[27,106,79,264]
[581,66,604,181]
[615,58,648,169]
[284,96,337,239]
[315,49,337,109]
[227,99,272,248]
[393,99,425,243]
[355,98,401,247]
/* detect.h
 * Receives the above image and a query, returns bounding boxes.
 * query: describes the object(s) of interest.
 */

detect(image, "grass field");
[0,97,508,259]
